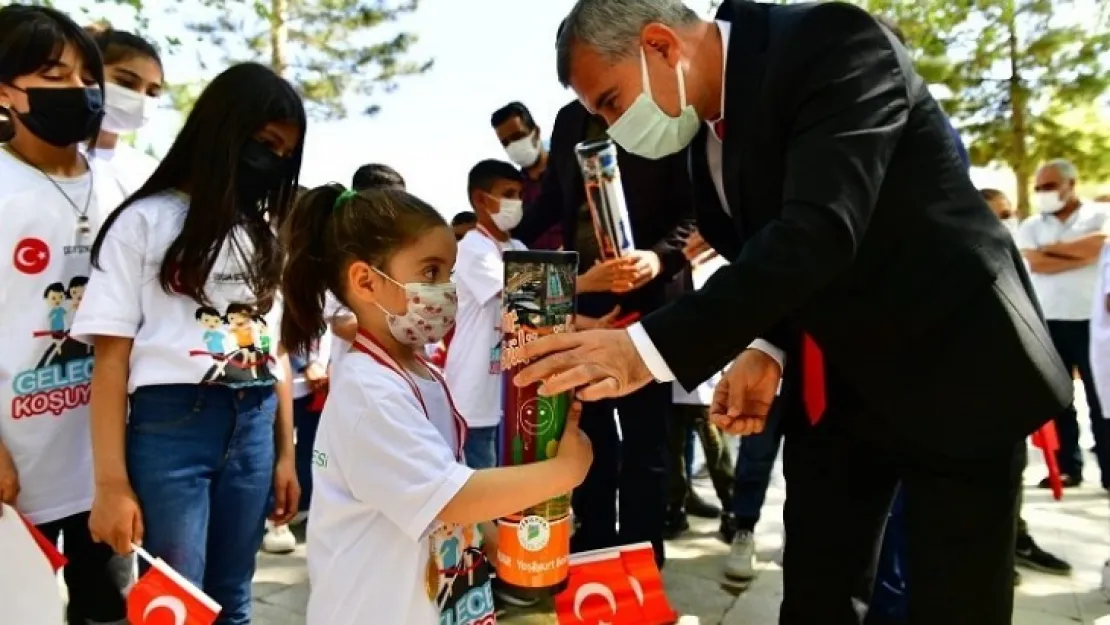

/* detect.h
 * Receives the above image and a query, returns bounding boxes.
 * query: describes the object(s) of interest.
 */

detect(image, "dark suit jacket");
[641,0,1071,457]
[516,100,694,317]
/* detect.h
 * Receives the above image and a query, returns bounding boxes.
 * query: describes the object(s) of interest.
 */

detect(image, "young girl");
[71,62,305,625]
[86,25,163,193]
[280,185,594,625]
[0,5,129,624]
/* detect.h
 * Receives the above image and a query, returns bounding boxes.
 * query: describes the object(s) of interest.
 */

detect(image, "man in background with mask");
[981,188,1019,238]
[515,1,1073,622]
[1016,158,1110,491]
[491,101,562,250]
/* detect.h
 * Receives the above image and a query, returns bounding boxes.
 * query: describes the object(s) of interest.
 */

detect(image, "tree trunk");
[269,0,289,76]
[1006,5,1031,216]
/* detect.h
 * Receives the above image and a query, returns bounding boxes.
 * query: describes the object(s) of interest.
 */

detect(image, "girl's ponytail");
[280,183,344,358]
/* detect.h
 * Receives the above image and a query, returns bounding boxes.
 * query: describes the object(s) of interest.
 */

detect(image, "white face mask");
[1033,190,1066,214]
[100,82,153,133]
[373,269,458,346]
[505,134,541,168]
[606,47,701,160]
[490,197,523,232]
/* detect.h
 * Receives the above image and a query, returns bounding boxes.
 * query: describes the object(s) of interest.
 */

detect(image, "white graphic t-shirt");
[306,353,495,625]
[446,230,527,428]
[70,192,279,391]
[0,148,126,524]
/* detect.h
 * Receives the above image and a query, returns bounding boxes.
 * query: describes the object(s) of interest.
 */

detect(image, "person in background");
[451,210,478,241]
[491,101,562,250]
[663,261,735,540]
[85,24,163,194]
[980,188,1019,238]
[1016,158,1110,490]
[351,162,405,193]
[74,62,305,625]
[279,184,593,625]
[0,6,127,624]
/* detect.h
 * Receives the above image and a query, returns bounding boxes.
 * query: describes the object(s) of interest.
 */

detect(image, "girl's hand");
[270,457,301,525]
[555,402,593,487]
[305,362,328,391]
[89,481,143,555]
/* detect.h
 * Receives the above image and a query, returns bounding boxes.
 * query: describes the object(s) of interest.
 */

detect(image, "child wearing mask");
[85,25,163,194]
[280,184,593,625]
[0,5,128,624]
[71,62,305,625]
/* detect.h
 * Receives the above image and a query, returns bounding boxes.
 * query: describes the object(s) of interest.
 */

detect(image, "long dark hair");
[91,62,306,311]
[280,184,447,357]
[0,5,105,143]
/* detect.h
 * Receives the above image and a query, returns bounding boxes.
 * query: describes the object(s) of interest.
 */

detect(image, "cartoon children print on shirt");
[431,522,495,625]
[35,276,91,369]
[191,302,275,386]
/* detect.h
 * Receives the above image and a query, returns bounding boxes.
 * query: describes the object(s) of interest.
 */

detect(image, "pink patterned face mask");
[374,269,458,346]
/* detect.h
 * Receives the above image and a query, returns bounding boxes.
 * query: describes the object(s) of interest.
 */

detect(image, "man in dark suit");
[514,1,1073,623]
[514,98,693,565]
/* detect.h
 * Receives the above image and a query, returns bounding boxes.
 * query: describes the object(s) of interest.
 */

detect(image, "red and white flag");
[555,543,677,625]
[0,504,66,625]
[128,545,220,625]
[16,511,66,572]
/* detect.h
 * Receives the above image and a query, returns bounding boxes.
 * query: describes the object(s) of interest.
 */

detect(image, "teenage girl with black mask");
[86,24,163,193]
[0,5,129,624]
[71,62,306,625]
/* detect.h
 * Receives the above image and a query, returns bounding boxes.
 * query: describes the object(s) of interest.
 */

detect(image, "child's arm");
[437,404,591,526]
[271,347,299,523]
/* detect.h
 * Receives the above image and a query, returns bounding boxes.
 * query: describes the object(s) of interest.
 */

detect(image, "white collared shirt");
[626,20,784,384]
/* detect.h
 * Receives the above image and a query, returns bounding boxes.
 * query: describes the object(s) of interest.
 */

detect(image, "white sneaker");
[723,530,756,581]
[261,521,296,554]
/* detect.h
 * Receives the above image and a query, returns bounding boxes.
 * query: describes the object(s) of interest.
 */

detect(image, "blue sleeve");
[946,118,970,169]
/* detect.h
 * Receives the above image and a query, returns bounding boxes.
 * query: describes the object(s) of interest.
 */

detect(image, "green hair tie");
[334,189,358,210]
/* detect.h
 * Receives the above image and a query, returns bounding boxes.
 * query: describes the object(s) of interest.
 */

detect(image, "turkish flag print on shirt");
[127,556,220,625]
[555,542,677,625]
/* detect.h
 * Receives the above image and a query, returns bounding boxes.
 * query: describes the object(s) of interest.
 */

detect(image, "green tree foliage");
[186,0,432,119]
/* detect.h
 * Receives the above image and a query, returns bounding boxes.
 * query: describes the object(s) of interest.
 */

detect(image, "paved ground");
[250,436,1110,625]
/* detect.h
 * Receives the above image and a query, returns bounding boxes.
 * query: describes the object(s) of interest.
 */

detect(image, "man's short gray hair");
[1039,158,1079,181]
[556,0,701,87]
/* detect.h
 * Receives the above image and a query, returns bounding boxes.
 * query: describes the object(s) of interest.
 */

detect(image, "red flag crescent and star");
[127,545,221,625]
[554,542,677,625]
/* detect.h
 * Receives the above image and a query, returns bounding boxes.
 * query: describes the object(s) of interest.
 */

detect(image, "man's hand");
[304,361,328,392]
[513,329,653,401]
[612,250,662,293]
[709,349,783,435]
[683,230,720,267]
[0,442,19,514]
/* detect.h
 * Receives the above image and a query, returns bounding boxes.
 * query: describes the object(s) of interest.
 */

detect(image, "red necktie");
[712,118,826,425]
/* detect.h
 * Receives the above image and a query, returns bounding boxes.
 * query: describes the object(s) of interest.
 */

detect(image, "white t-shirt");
[672,256,728,406]
[0,148,125,524]
[306,353,483,625]
[70,192,280,391]
[90,144,158,196]
[1089,243,1110,412]
[1016,203,1110,321]
[445,230,527,428]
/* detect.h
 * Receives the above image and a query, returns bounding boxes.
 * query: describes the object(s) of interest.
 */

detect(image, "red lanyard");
[351,329,467,460]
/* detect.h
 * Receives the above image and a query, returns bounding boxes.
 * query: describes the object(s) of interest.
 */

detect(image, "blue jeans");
[464,426,499,469]
[293,395,321,512]
[128,384,276,625]
[732,397,786,528]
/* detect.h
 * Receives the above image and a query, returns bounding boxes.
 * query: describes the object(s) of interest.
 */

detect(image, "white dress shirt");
[626,20,785,384]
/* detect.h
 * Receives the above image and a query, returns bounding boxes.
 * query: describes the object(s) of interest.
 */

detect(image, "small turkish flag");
[1031,421,1063,501]
[16,512,66,572]
[127,547,220,625]
[555,548,644,625]
[618,543,677,624]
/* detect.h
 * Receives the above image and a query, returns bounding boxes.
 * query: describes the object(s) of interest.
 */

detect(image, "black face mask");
[236,139,289,213]
[10,86,104,148]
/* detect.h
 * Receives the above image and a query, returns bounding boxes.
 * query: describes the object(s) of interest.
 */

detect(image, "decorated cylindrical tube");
[575,138,636,259]
[496,250,578,596]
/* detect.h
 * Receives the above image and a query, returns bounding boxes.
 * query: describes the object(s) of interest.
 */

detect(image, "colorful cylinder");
[496,250,578,595]
[575,138,636,259]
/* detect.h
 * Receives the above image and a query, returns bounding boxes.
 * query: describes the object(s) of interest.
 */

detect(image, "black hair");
[225,303,254,318]
[490,101,536,131]
[0,5,105,143]
[352,163,406,192]
[90,62,306,313]
[451,211,478,227]
[195,305,220,320]
[43,282,65,297]
[67,275,88,291]
[873,15,907,45]
[86,23,161,70]
[979,188,1005,202]
[467,159,522,201]
[280,184,447,357]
